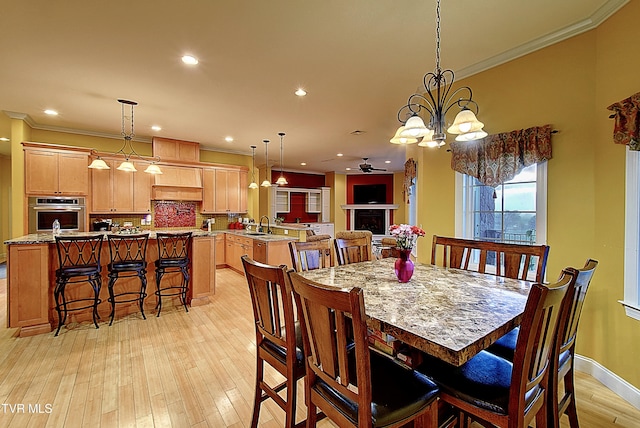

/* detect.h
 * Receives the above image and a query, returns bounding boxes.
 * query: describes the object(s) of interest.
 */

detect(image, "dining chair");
[334,230,372,265]
[288,270,440,428]
[379,237,400,259]
[486,259,598,428]
[417,268,576,428]
[288,239,333,272]
[431,235,550,282]
[241,255,305,428]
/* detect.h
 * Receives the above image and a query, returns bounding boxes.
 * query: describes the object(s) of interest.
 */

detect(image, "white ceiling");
[0,0,627,173]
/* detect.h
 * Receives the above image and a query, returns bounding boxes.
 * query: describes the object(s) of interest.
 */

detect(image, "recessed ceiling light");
[295,88,307,97]
[151,125,162,131]
[300,162,307,166]
[44,109,58,116]
[346,167,352,171]
[0,137,9,142]
[225,136,234,143]
[385,160,391,164]
[182,55,199,65]
[337,153,343,157]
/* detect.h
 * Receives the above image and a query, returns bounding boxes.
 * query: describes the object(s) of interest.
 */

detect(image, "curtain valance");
[450,124,553,187]
[607,92,640,151]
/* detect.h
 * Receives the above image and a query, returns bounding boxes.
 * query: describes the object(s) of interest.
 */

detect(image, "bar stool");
[154,232,192,316]
[106,233,150,325]
[53,234,104,336]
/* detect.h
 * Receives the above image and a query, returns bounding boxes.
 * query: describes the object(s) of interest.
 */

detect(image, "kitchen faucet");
[258,215,272,234]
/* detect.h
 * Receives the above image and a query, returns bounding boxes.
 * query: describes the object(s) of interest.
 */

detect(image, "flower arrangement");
[389,224,425,250]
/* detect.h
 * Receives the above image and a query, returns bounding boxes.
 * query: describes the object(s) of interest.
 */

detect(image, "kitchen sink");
[246,232,266,236]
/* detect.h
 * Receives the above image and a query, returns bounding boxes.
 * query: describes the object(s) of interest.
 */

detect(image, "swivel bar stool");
[154,232,192,316]
[53,234,104,336]
[106,233,150,325]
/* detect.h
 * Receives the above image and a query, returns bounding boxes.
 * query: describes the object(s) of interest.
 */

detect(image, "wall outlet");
[284,229,288,235]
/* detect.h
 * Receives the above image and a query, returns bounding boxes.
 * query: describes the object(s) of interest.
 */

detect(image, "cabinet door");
[227,170,240,212]
[90,164,114,213]
[214,169,229,212]
[57,152,89,195]
[192,236,216,301]
[8,244,50,332]
[133,162,152,213]
[25,150,59,195]
[239,170,248,212]
[215,234,225,267]
[201,169,215,213]
[111,166,134,212]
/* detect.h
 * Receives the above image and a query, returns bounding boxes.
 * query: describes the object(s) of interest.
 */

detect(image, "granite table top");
[296,258,531,366]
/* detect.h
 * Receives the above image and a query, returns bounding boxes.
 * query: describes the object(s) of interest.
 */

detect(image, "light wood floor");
[0,269,639,427]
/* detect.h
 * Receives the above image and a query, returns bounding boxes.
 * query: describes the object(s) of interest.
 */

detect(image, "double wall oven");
[28,196,86,234]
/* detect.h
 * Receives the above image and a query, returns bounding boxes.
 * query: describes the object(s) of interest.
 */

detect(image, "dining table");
[295,258,532,366]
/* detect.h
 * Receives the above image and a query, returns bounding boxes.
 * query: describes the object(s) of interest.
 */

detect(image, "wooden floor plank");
[0,271,638,427]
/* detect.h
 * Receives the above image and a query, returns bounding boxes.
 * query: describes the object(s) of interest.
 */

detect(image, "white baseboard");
[575,354,640,410]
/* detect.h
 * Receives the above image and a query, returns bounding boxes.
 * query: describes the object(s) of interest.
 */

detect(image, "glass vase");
[394,249,414,283]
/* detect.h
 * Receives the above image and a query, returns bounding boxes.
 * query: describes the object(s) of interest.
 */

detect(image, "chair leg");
[284,370,297,428]
[54,278,67,336]
[180,266,190,313]
[90,276,101,329]
[564,370,579,428]
[108,274,117,326]
[139,271,147,320]
[155,269,164,316]
[250,358,264,428]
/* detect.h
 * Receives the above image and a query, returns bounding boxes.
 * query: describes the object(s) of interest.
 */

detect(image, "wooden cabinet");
[253,239,293,268]
[215,233,225,267]
[191,236,216,304]
[202,167,248,213]
[152,137,200,163]
[90,160,151,213]
[7,244,51,336]
[152,165,203,201]
[225,234,253,272]
[25,148,89,196]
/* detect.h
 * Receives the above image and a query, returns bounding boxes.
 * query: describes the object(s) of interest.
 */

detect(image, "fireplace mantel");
[340,204,399,210]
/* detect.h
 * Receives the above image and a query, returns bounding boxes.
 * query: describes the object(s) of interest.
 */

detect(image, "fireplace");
[340,204,399,237]
[354,209,385,234]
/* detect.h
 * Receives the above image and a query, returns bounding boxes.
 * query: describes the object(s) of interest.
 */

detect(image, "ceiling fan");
[358,158,386,173]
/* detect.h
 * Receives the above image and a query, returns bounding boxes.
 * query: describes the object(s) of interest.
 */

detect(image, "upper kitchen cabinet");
[152,165,203,201]
[90,159,151,214]
[23,143,90,196]
[201,167,248,214]
[152,137,199,163]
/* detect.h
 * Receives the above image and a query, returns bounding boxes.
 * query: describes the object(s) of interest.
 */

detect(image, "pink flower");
[388,224,425,250]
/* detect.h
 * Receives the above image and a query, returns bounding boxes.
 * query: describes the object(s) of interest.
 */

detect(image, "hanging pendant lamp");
[249,145,259,189]
[260,139,272,187]
[275,132,288,185]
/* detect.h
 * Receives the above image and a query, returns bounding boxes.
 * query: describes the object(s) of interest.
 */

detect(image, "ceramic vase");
[394,249,414,283]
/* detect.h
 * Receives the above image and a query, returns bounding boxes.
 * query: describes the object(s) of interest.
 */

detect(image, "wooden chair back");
[241,255,304,428]
[550,259,598,428]
[508,269,576,427]
[431,235,550,282]
[288,273,373,427]
[289,240,333,272]
[334,236,371,265]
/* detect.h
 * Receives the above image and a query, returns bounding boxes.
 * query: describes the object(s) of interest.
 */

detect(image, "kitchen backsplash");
[153,201,196,228]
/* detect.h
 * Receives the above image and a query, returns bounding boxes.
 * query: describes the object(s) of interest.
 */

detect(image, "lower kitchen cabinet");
[191,236,216,304]
[253,239,293,268]
[225,234,253,273]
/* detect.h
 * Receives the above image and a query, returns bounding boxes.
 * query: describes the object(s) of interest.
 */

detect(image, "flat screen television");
[353,184,387,204]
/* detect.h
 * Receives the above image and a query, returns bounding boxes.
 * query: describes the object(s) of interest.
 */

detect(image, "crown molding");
[457,0,629,79]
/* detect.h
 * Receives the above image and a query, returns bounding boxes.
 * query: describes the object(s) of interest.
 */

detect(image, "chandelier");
[260,139,272,187]
[275,132,288,185]
[88,99,163,173]
[391,0,487,148]
[248,145,259,189]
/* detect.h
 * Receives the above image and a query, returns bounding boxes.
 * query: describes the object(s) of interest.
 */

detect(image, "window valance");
[607,92,640,151]
[450,124,553,186]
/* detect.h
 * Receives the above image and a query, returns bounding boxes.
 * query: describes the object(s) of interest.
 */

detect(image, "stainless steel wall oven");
[28,196,86,234]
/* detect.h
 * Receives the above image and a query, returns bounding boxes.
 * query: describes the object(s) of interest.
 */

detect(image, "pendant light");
[248,145,259,189]
[393,0,487,147]
[275,132,288,185]
[260,139,272,187]
[88,99,163,174]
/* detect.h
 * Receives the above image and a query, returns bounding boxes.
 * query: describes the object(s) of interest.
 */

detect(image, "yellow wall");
[0,155,11,259]
[10,119,30,237]
[413,2,640,387]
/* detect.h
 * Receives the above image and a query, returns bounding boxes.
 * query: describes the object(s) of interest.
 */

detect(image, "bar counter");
[5,229,218,337]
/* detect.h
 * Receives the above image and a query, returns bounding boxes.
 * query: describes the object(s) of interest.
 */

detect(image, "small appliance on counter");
[92,219,112,231]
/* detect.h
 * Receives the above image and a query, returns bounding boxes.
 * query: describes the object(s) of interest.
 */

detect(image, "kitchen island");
[4,230,218,337]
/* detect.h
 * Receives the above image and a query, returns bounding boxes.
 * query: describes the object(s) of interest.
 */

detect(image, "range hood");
[152,165,203,201]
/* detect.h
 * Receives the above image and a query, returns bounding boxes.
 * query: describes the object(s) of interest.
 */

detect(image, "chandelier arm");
[441,87,479,117]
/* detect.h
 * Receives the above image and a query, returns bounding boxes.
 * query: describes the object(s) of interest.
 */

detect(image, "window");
[622,148,640,320]
[456,162,547,278]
